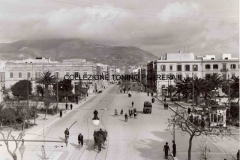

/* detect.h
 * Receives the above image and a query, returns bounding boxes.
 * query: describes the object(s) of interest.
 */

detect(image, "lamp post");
[92,110,100,126]
[56,79,59,113]
[19,139,25,160]
[26,78,30,128]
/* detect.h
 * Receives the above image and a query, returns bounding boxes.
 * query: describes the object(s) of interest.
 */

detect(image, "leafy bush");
[0,108,23,125]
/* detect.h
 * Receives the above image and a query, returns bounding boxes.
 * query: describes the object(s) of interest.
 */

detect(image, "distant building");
[4,58,96,95]
[147,52,239,95]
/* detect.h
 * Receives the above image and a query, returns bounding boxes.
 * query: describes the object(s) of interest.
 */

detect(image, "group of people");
[64,128,84,148]
[163,141,176,159]
[60,103,74,118]
[115,102,138,122]
[119,87,131,94]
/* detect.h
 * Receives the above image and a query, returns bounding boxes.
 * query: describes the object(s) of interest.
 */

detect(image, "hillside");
[0,39,157,68]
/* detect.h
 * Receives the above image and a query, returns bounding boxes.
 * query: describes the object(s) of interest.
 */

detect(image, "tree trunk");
[188,134,194,160]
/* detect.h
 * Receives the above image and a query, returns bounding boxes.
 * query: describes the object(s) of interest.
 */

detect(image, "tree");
[176,77,192,102]
[167,85,176,99]
[52,79,73,101]
[36,71,57,96]
[167,108,232,160]
[222,76,239,102]
[0,130,24,160]
[11,80,32,102]
[43,98,52,119]
[36,85,44,99]
[206,73,223,101]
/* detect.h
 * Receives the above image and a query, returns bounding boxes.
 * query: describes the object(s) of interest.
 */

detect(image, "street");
[1,83,238,160]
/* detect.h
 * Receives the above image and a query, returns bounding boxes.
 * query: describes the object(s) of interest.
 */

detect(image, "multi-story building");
[147,52,239,95]
[4,58,97,95]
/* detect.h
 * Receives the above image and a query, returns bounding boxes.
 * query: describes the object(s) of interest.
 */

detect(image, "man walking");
[172,140,176,157]
[60,110,62,118]
[64,128,70,146]
[65,103,68,110]
[78,133,84,148]
[163,142,170,159]
[70,104,73,110]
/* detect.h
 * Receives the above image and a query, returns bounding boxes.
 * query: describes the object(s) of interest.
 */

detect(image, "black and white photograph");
[0,0,239,160]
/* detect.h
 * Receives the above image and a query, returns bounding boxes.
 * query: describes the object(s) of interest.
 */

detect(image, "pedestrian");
[134,112,137,119]
[64,128,70,146]
[70,104,73,110]
[237,150,239,160]
[65,103,68,110]
[60,110,62,118]
[78,133,84,147]
[188,107,191,115]
[172,140,176,157]
[120,109,123,115]
[132,101,134,107]
[163,142,170,159]
[189,114,193,123]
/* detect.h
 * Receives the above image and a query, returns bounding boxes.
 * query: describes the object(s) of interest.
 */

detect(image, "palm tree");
[36,71,57,96]
[206,73,223,101]
[176,77,192,102]
[167,85,176,99]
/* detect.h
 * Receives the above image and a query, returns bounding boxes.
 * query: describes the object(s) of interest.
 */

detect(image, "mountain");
[0,39,157,68]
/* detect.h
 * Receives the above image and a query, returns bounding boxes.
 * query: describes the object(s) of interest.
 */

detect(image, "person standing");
[70,104,73,110]
[78,133,84,148]
[132,101,134,107]
[60,110,62,118]
[188,107,191,115]
[64,128,70,146]
[172,140,176,157]
[65,103,68,110]
[237,150,239,160]
[163,142,170,159]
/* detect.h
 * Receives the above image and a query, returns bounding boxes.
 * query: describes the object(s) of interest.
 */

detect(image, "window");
[205,64,211,69]
[193,65,198,71]
[161,65,166,71]
[27,72,31,79]
[74,72,79,78]
[177,65,182,71]
[10,72,13,78]
[177,74,182,80]
[170,65,173,71]
[19,72,22,78]
[230,64,236,69]
[213,64,218,69]
[185,65,190,71]
[35,72,41,79]
[55,72,59,78]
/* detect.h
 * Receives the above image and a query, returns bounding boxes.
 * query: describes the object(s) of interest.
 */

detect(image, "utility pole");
[27,79,30,128]
[228,74,230,122]
[192,72,194,108]
[56,80,58,113]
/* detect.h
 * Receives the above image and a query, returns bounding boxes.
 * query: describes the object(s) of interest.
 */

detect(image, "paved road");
[3,83,238,160]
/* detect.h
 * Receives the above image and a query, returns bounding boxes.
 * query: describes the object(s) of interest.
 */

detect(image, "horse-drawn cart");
[93,128,108,151]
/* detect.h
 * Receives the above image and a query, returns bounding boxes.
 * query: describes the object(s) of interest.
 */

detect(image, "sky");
[0,0,239,58]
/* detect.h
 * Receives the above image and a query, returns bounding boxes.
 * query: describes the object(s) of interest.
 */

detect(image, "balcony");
[220,68,228,72]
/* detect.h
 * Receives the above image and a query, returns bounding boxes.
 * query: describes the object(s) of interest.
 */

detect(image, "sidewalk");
[155,95,239,158]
